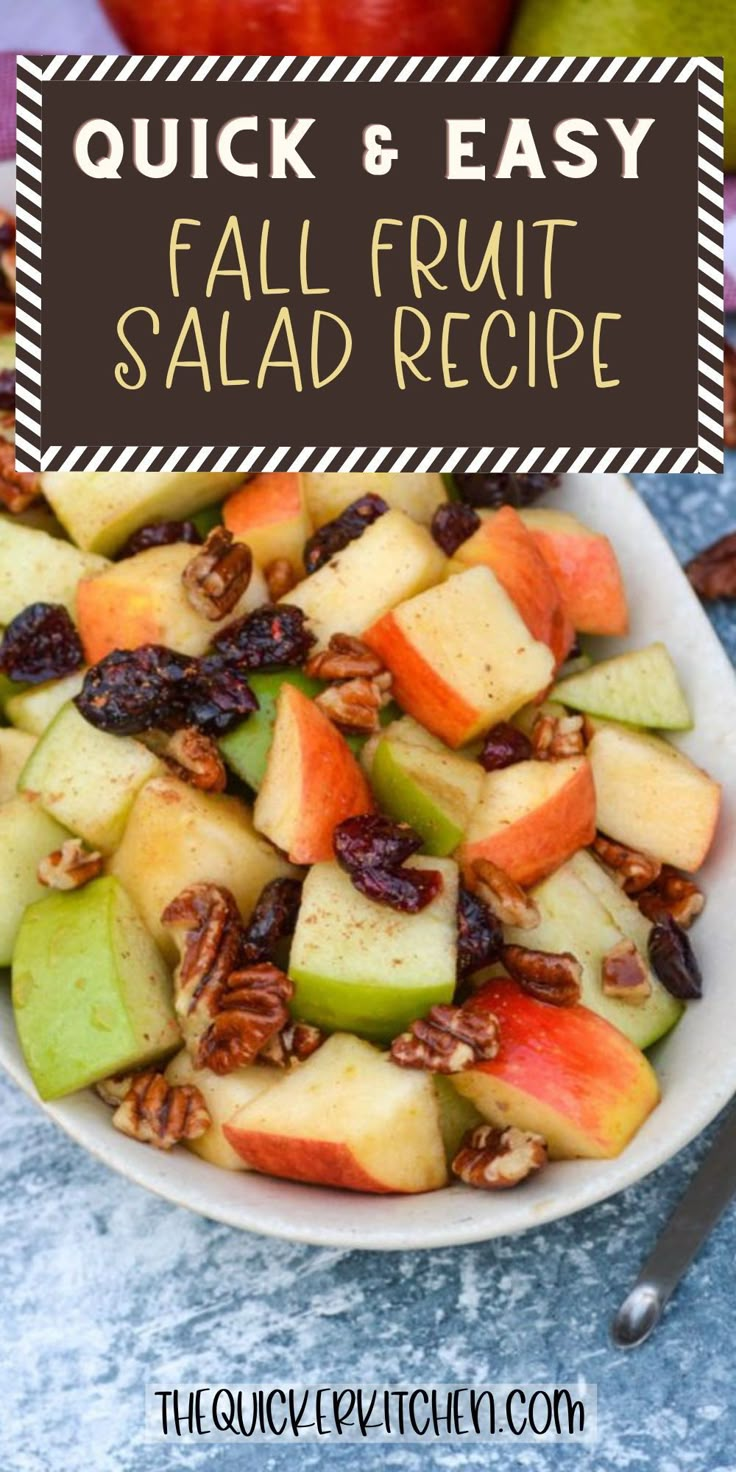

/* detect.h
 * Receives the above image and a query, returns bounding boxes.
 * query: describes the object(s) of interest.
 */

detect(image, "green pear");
[12,875,180,1099]
[369,734,483,856]
[512,0,735,170]
[553,643,692,730]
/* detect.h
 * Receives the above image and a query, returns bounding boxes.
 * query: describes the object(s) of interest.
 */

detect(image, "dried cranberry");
[349,864,443,914]
[479,722,533,772]
[453,473,559,510]
[190,657,259,734]
[118,520,202,559]
[241,878,304,964]
[0,603,84,685]
[212,604,315,670]
[0,368,14,412]
[303,494,388,574]
[75,645,196,734]
[430,503,480,556]
[648,917,703,1000]
[334,814,423,873]
[457,886,503,978]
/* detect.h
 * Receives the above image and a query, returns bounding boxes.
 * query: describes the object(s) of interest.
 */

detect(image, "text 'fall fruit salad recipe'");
[0,206,719,1197]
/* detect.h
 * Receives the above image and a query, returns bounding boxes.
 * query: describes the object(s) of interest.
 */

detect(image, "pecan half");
[162,726,227,792]
[686,531,736,602]
[601,939,652,1004]
[592,833,662,895]
[305,633,385,681]
[111,1070,210,1150]
[452,1124,547,1190]
[637,867,705,930]
[95,1073,137,1107]
[196,964,294,1074]
[265,557,297,601]
[531,711,586,761]
[726,340,736,450]
[0,441,42,514]
[466,858,540,931]
[260,1020,324,1068]
[391,1003,500,1074]
[162,882,244,1035]
[182,527,253,620]
[502,945,582,1006]
[37,838,104,891]
[315,672,392,733]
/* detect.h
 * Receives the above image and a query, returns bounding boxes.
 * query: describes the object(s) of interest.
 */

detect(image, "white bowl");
[3,165,736,1246]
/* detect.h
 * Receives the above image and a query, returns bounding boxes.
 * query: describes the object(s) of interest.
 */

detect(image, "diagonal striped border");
[14,53,725,476]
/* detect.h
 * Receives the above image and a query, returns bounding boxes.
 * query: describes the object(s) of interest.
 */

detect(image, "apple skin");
[369,734,482,857]
[223,473,312,574]
[453,978,660,1159]
[587,725,721,873]
[520,509,628,637]
[460,756,596,888]
[101,0,514,55]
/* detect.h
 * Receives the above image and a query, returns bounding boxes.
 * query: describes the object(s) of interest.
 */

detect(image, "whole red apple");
[100,0,515,55]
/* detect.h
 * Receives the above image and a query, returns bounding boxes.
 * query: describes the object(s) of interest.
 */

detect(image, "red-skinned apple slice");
[460,756,596,887]
[453,978,660,1158]
[253,684,374,864]
[520,508,628,636]
[223,1033,448,1193]
[223,472,312,573]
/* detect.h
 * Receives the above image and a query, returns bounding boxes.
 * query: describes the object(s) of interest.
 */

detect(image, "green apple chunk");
[6,670,86,736]
[0,520,108,624]
[553,643,691,730]
[369,735,482,856]
[40,471,245,556]
[18,703,163,853]
[12,875,179,1100]
[0,728,36,802]
[289,857,458,1041]
[219,669,323,790]
[0,794,70,965]
[505,855,682,1049]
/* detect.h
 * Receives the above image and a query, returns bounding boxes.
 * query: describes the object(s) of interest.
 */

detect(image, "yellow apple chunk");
[0,519,107,624]
[165,1050,278,1170]
[223,472,312,572]
[587,725,721,872]
[460,756,596,886]
[224,1033,448,1193]
[303,472,447,527]
[41,470,245,556]
[364,566,554,748]
[0,728,36,802]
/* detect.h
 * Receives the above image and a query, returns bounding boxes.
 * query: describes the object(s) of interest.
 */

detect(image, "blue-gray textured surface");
[1,467,735,1472]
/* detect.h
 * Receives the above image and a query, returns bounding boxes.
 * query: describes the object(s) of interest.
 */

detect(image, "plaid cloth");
[0,48,734,307]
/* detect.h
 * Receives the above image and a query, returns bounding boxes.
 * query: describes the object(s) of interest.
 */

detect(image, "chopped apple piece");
[461,756,596,887]
[505,855,682,1049]
[77,543,267,664]
[254,685,373,864]
[0,519,107,624]
[0,728,36,802]
[224,1033,448,1193]
[553,642,692,731]
[588,725,721,872]
[434,1075,485,1163]
[219,668,323,791]
[18,703,163,853]
[12,875,179,1100]
[364,567,554,748]
[289,857,458,1040]
[284,509,445,647]
[453,978,660,1158]
[449,506,574,666]
[110,774,295,960]
[6,670,86,736]
[520,508,628,635]
[41,471,245,556]
[0,794,70,965]
[223,473,312,572]
[303,472,447,528]
[165,1050,277,1170]
[370,733,482,856]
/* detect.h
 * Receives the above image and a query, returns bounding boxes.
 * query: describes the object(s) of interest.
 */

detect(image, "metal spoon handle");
[612,1102,736,1348]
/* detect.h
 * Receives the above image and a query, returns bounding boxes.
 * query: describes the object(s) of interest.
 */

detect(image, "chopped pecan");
[531,711,586,761]
[601,939,652,1004]
[592,833,662,895]
[315,671,392,733]
[260,1020,324,1068]
[182,527,253,620]
[195,963,294,1074]
[111,1070,210,1150]
[466,857,540,931]
[391,1003,500,1074]
[265,557,297,601]
[637,867,705,929]
[95,1073,137,1107]
[502,945,582,1006]
[37,838,103,892]
[0,441,42,513]
[726,340,736,449]
[162,726,227,792]
[162,882,244,1034]
[305,633,386,681]
[452,1124,547,1190]
[686,531,736,602]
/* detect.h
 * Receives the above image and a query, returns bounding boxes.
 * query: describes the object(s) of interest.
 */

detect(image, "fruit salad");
[0,212,720,1199]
